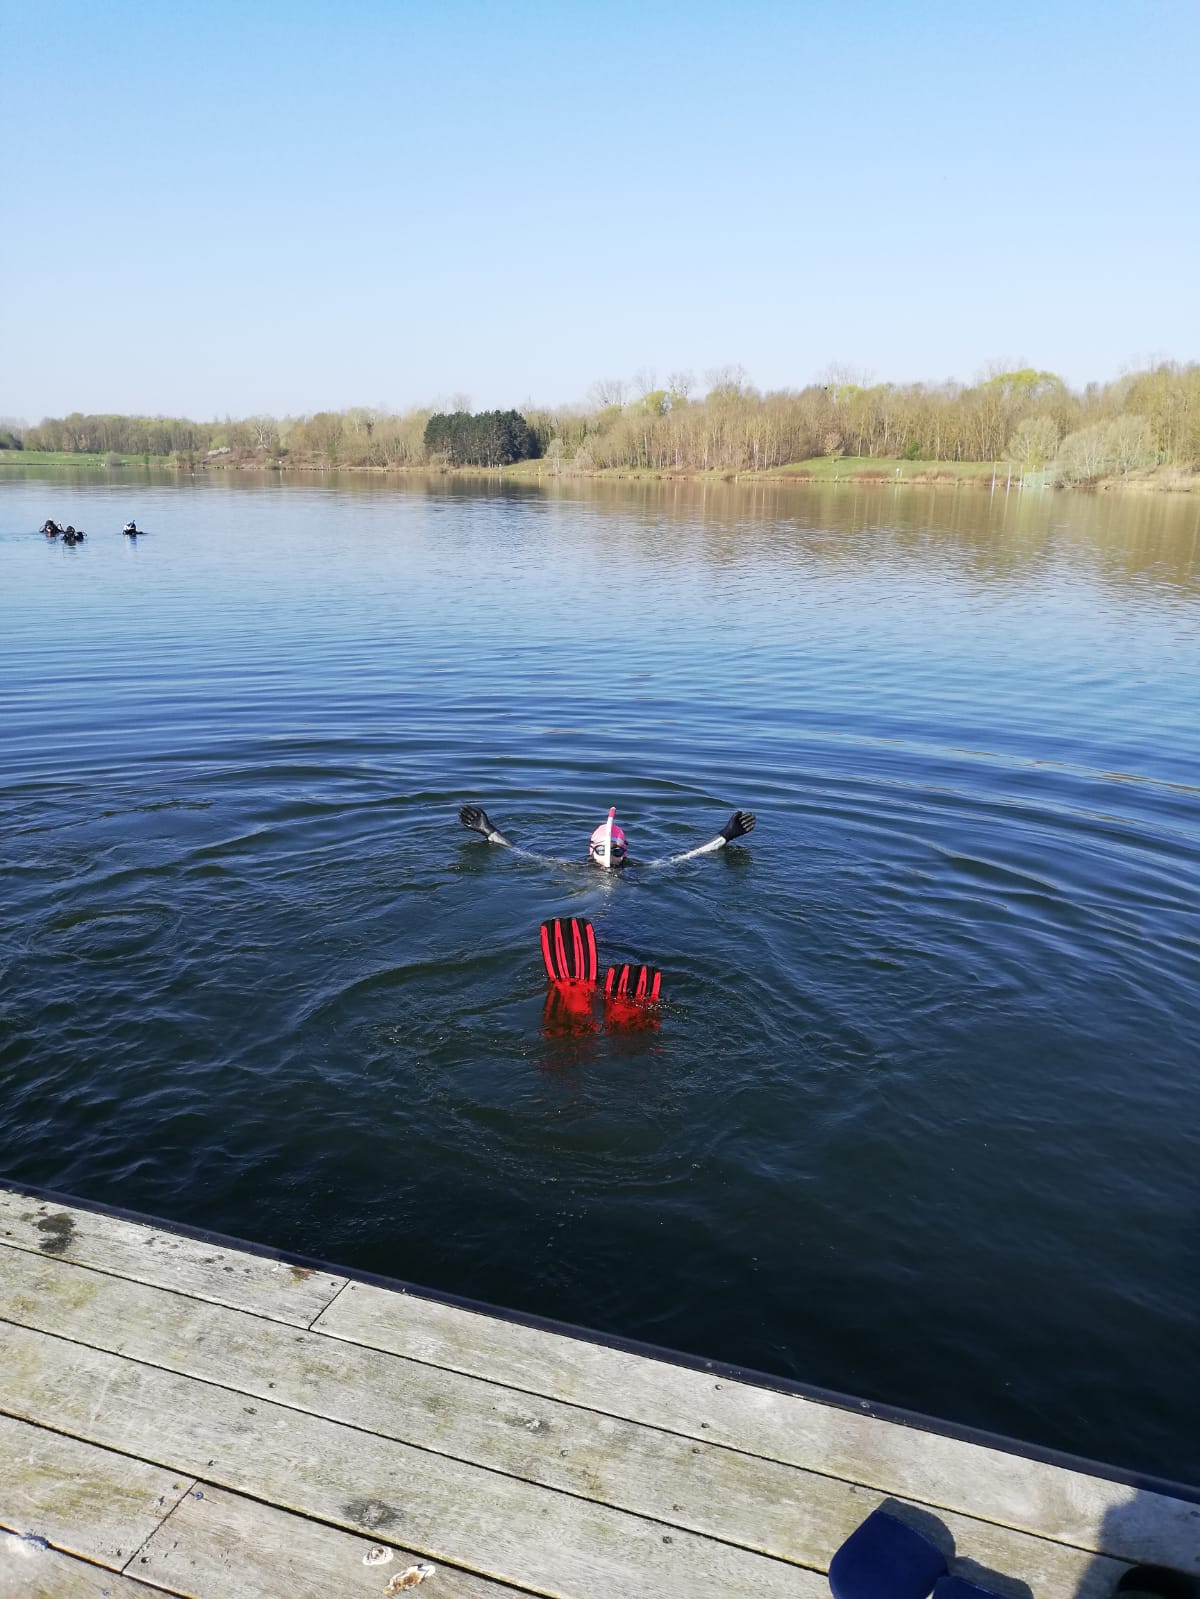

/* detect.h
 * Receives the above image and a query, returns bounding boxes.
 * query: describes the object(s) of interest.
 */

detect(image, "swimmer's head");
[589,807,627,869]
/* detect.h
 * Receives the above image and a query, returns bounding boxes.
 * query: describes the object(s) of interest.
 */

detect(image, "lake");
[3,467,1199,1485]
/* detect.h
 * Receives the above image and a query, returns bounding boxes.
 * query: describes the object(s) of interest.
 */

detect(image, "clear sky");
[3,0,1197,422]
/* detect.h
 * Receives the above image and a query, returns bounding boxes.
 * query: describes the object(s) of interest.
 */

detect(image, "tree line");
[12,361,1200,481]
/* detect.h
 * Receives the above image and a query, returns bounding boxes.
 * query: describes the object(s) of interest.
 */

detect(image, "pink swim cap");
[590,820,627,849]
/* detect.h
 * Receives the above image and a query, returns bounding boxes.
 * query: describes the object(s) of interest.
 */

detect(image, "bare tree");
[1057,422,1113,481]
[1006,415,1058,472]
[704,363,749,397]
[1107,414,1155,478]
[588,377,627,407]
[249,415,279,450]
[816,362,872,389]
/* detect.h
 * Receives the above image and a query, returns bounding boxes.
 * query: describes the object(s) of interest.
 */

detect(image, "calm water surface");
[3,469,1199,1483]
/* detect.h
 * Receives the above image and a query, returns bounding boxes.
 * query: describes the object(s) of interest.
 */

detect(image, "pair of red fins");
[540,916,662,1006]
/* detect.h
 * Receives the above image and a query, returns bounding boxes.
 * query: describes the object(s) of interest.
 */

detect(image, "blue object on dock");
[828,1508,948,1599]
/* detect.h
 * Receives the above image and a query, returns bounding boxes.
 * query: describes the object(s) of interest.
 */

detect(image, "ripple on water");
[2,474,1200,1481]
[45,903,180,961]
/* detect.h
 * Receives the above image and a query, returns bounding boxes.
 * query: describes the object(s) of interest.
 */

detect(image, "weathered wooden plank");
[0,1320,823,1599]
[0,1411,192,1567]
[0,1188,344,1328]
[0,1538,182,1599]
[135,1482,541,1598]
[0,1245,1128,1598]
[314,1279,1200,1571]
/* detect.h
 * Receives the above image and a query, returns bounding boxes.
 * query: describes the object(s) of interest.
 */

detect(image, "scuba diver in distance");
[458,803,756,869]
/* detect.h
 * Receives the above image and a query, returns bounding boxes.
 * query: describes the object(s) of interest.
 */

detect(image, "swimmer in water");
[458,803,755,869]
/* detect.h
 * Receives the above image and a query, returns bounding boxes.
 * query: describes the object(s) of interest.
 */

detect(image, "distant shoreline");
[3,452,1197,494]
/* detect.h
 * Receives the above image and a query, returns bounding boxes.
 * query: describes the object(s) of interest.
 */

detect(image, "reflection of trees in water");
[519,477,1200,599]
[14,464,1198,597]
[1073,492,1200,596]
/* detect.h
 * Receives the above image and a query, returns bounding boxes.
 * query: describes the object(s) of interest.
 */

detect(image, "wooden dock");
[1,1183,1196,1599]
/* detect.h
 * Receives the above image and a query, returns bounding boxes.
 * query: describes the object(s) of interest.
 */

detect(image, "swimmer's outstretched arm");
[458,804,571,866]
[459,804,514,847]
[648,809,756,867]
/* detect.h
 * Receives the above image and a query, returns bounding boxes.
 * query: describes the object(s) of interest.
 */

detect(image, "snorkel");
[589,807,627,870]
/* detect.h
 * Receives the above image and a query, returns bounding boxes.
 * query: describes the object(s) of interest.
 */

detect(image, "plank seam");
[307,1273,353,1330]
[119,1473,200,1579]
[0,1517,191,1597]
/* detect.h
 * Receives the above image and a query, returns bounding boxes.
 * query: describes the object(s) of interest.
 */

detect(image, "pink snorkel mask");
[589,806,627,869]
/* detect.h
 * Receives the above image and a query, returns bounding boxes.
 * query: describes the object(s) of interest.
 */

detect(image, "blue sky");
[3,0,1197,421]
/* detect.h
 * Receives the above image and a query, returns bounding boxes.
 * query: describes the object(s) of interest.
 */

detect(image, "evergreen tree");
[423,409,539,466]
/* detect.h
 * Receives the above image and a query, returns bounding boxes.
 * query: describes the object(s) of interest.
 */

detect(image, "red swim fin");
[540,918,598,985]
[603,963,663,1031]
[604,964,662,1003]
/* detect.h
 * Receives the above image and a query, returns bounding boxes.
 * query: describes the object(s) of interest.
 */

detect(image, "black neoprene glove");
[720,809,756,842]
[459,804,496,837]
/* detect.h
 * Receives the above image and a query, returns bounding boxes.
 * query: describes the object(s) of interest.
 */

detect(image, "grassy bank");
[767,455,999,482]
[5,450,1196,492]
[0,451,174,467]
[490,455,1000,483]
[503,456,1017,485]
